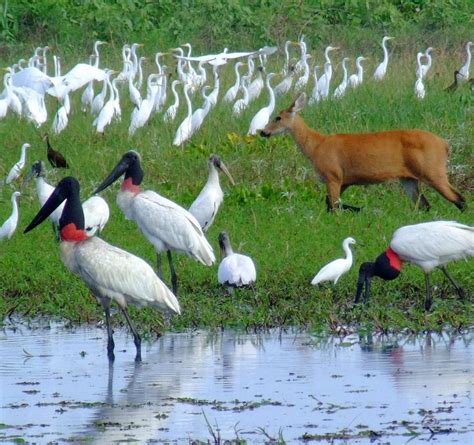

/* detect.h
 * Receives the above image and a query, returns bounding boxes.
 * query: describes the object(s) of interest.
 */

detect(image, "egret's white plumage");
[163,80,181,123]
[348,56,368,88]
[417,47,433,79]
[311,237,356,285]
[458,41,472,80]
[173,83,193,145]
[217,231,256,288]
[247,72,276,135]
[317,46,338,98]
[232,76,250,115]
[333,57,350,98]
[0,191,20,241]
[308,65,321,105]
[223,61,245,103]
[189,154,235,232]
[373,36,394,81]
[190,86,212,134]
[6,143,30,184]
[129,74,162,136]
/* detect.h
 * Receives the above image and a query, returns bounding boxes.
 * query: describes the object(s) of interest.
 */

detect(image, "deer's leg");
[400,178,430,210]
[326,182,360,212]
[423,175,466,211]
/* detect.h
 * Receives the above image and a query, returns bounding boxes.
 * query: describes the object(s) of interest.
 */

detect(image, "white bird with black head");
[355,221,474,311]
[93,151,215,296]
[24,176,180,362]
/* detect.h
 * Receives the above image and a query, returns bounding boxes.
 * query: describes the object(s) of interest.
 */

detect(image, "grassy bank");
[0,30,472,334]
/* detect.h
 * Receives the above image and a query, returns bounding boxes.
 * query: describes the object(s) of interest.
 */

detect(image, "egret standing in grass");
[189,155,235,232]
[458,41,472,80]
[247,72,277,135]
[24,177,180,362]
[217,231,256,293]
[373,36,394,81]
[348,56,368,88]
[0,191,20,241]
[311,237,356,285]
[355,221,474,311]
[6,143,31,184]
[93,150,215,296]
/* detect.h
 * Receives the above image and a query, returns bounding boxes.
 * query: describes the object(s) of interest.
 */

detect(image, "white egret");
[136,56,146,90]
[333,57,350,98]
[274,64,295,96]
[311,237,356,285]
[51,93,70,134]
[173,83,193,145]
[247,65,265,103]
[414,53,425,99]
[6,143,31,184]
[190,86,212,134]
[207,65,220,108]
[93,150,215,296]
[91,69,112,116]
[355,221,474,311]
[458,41,472,80]
[116,44,131,82]
[248,72,277,135]
[0,192,21,241]
[223,61,246,103]
[217,231,256,291]
[94,75,117,134]
[25,176,180,362]
[417,47,434,79]
[348,56,368,88]
[373,36,394,80]
[189,154,235,232]
[129,74,162,136]
[163,80,182,123]
[232,75,250,115]
[294,53,311,91]
[126,60,142,107]
[317,46,339,98]
[308,65,321,105]
[80,55,97,112]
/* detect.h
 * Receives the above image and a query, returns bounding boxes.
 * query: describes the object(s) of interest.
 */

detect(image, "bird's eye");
[275,116,281,122]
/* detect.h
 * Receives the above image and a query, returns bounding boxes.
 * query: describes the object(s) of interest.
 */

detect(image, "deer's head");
[260,93,306,138]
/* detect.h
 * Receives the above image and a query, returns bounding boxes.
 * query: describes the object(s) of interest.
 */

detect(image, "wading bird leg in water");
[121,307,142,362]
[440,266,465,298]
[104,305,115,362]
[167,250,178,296]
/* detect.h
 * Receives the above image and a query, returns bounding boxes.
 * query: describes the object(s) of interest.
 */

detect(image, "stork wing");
[12,67,53,95]
[74,238,180,314]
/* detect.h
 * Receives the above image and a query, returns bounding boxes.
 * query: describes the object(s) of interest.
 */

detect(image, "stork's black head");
[94,150,143,194]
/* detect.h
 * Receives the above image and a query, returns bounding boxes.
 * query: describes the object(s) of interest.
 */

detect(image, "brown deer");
[260,93,466,212]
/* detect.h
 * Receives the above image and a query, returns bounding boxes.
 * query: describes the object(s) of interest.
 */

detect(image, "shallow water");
[0,323,473,443]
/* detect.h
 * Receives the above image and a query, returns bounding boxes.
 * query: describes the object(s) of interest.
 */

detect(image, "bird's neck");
[373,247,403,280]
[59,193,88,242]
[121,176,141,194]
[343,242,353,262]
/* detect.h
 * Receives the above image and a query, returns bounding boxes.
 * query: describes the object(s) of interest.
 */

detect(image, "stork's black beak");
[94,156,131,195]
[24,177,72,233]
[355,262,374,304]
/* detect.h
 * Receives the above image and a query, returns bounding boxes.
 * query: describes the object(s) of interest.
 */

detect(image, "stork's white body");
[117,188,215,265]
[189,166,223,232]
[218,253,256,287]
[390,221,474,272]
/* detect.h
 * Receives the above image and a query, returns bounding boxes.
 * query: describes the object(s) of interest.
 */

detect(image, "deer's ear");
[292,93,306,113]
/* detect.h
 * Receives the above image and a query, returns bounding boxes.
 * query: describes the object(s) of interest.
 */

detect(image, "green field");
[0,5,472,334]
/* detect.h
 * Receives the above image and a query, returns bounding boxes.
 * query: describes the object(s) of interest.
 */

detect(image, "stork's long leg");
[104,305,115,362]
[424,273,432,311]
[121,307,142,362]
[156,253,163,280]
[167,250,178,296]
[440,266,465,299]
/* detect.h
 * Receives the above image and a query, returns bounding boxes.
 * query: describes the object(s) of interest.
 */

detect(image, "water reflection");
[0,324,472,443]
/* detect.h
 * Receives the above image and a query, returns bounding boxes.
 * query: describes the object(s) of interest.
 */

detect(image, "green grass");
[0,37,472,334]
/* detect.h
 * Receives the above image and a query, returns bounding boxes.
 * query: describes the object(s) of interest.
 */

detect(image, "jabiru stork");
[93,150,215,296]
[24,176,180,362]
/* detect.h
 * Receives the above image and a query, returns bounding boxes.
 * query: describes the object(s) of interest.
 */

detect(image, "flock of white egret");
[0,35,473,361]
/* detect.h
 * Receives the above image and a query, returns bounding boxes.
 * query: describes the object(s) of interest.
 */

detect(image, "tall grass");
[0,31,472,333]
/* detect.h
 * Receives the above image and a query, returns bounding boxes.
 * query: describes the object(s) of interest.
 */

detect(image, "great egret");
[207,65,220,108]
[274,64,295,96]
[311,237,356,285]
[308,65,321,105]
[129,74,162,136]
[51,93,70,134]
[217,231,256,292]
[173,83,193,145]
[294,53,311,91]
[414,53,425,99]
[232,75,250,115]
[127,60,142,107]
[458,41,473,80]
[91,69,112,116]
[94,75,118,134]
[6,143,31,184]
[189,154,235,232]
[373,36,394,80]
[355,221,474,311]
[223,61,246,103]
[93,150,215,296]
[163,80,182,123]
[417,47,433,79]
[317,46,339,98]
[348,56,368,88]
[0,191,21,241]
[247,65,265,103]
[80,55,97,112]
[190,86,212,134]
[247,72,277,135]
[43,133,69,168]
[24,176,180,362]
[333,57,350,98]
